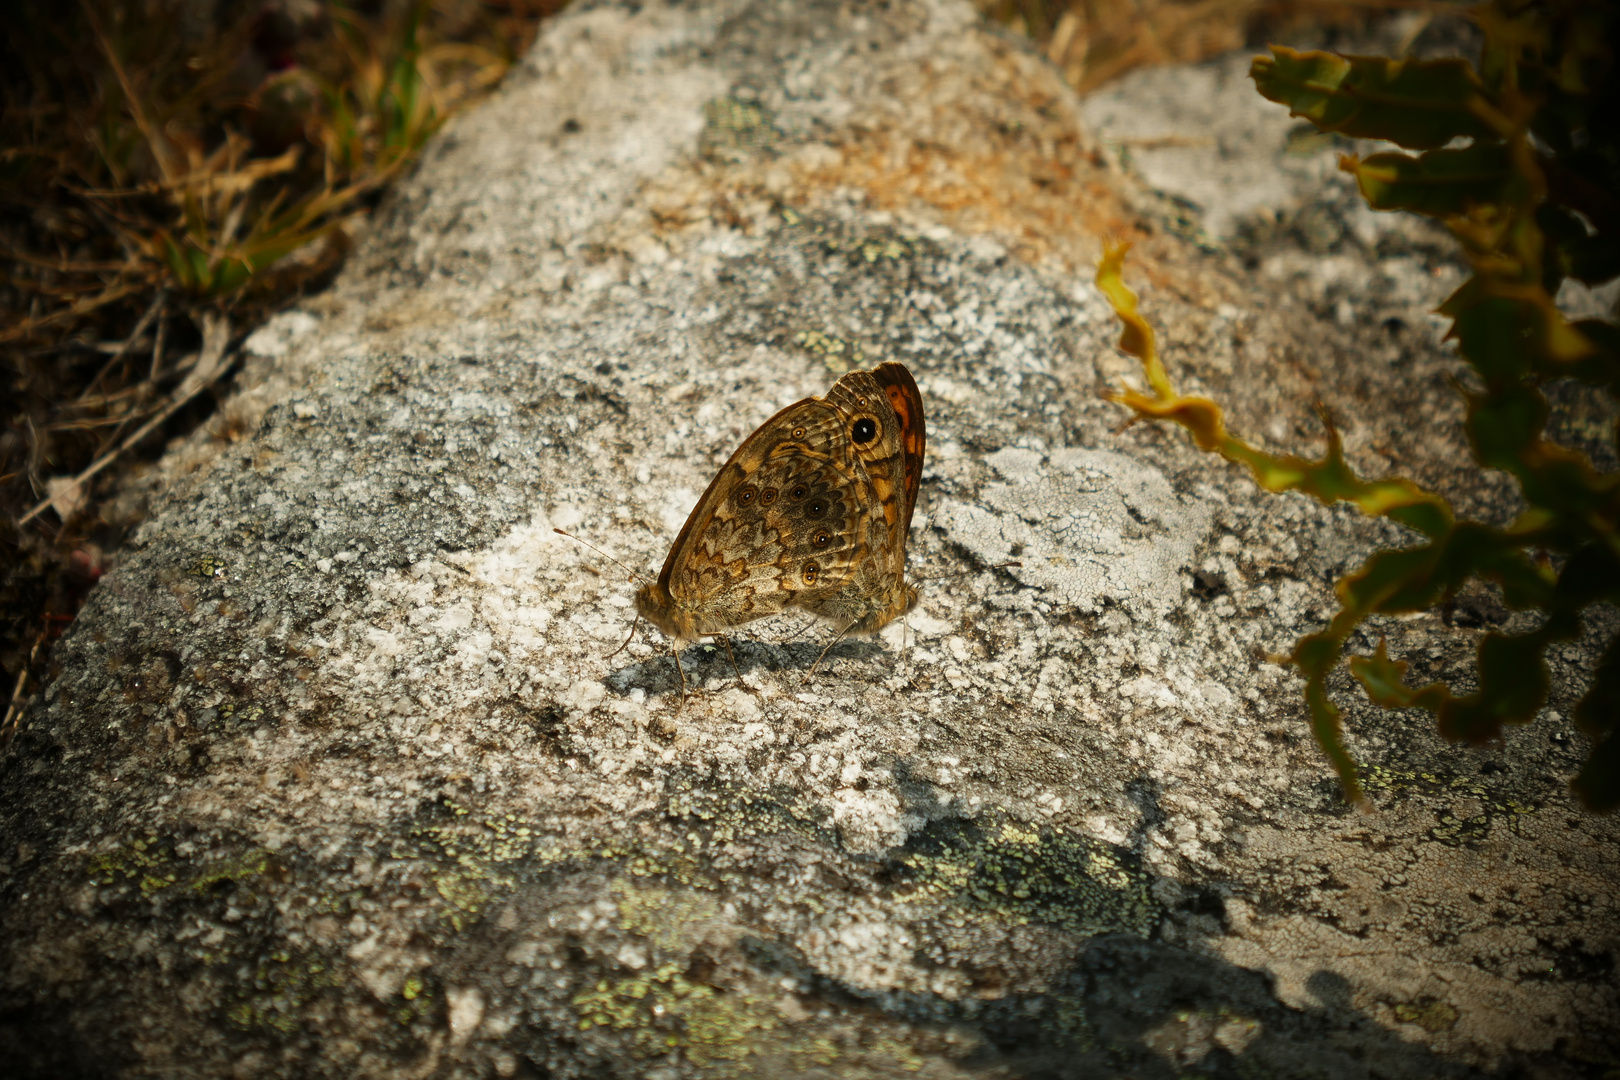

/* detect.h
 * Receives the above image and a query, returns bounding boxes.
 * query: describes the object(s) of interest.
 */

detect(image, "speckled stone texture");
[2,1,1615,1078]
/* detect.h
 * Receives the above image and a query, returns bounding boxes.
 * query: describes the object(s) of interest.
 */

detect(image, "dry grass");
[975,0,1407,93]
[0,0,565,744]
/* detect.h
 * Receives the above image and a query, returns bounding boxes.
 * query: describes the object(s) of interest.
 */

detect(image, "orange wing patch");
[872,362,926,537]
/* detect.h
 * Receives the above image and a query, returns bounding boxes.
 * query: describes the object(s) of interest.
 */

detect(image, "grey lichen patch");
[936,446,1213,615]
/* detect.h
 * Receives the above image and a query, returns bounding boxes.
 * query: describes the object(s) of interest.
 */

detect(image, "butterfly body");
[635,362,925,646]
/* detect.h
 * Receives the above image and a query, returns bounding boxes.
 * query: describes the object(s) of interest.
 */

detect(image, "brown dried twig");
[0,630,47,750]
[19,312,233,527]
[79,289,167,399]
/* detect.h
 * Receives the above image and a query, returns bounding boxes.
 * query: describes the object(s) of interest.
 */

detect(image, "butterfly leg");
[605,615,640,660]
[670,642,689,711]
[807,621,856,680]
[718,635,743,684]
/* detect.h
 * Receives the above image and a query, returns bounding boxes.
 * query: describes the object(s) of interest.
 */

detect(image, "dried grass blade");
[79,289,166,399]
[0,629,48,750]
[79,0,178,186]
[0,280,146,346]
[19,313,232,526]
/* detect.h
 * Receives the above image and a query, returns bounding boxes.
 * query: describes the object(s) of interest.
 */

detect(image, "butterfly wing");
[634,363,926,641]
[802,362,926,631]
[638,393,857,638]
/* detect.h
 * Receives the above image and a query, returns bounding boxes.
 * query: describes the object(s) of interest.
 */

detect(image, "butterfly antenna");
[605,614,640,660]
[553,528,650,585]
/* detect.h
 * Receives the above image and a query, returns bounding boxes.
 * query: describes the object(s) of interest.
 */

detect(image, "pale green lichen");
[897,818,1160,938]
[611,879,722,953]
[1393,998,1459,1033]
[186,555,229,578]
[191,847,275,893]
[213,699,267,726]
[227,948,343,1036]
[794,328,863,373]
[395,975,435,1027]
[396,787,836,927]
[573,961,778,1072]
[87,834,178,894]
[571,962,929,1077]
[700,96,777,159]
[858,237,909,263]
[86,836,275,900]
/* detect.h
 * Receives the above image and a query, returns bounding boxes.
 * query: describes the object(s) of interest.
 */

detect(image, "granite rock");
[2,1,1615,1078]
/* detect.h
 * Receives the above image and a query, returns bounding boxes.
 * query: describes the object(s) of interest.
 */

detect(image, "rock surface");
[3,1,1615,1078]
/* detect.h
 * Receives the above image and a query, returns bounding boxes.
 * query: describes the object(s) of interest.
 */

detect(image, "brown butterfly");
[633,361,926,692]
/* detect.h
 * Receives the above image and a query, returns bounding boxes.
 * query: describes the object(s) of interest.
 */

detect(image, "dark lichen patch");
[891,815,1161,939]
[391,784,837,932]
[225,947,345,1037]
[1358,763,1537,846]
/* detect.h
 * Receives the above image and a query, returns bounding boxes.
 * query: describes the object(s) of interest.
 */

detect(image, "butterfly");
[632,361,926,691]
